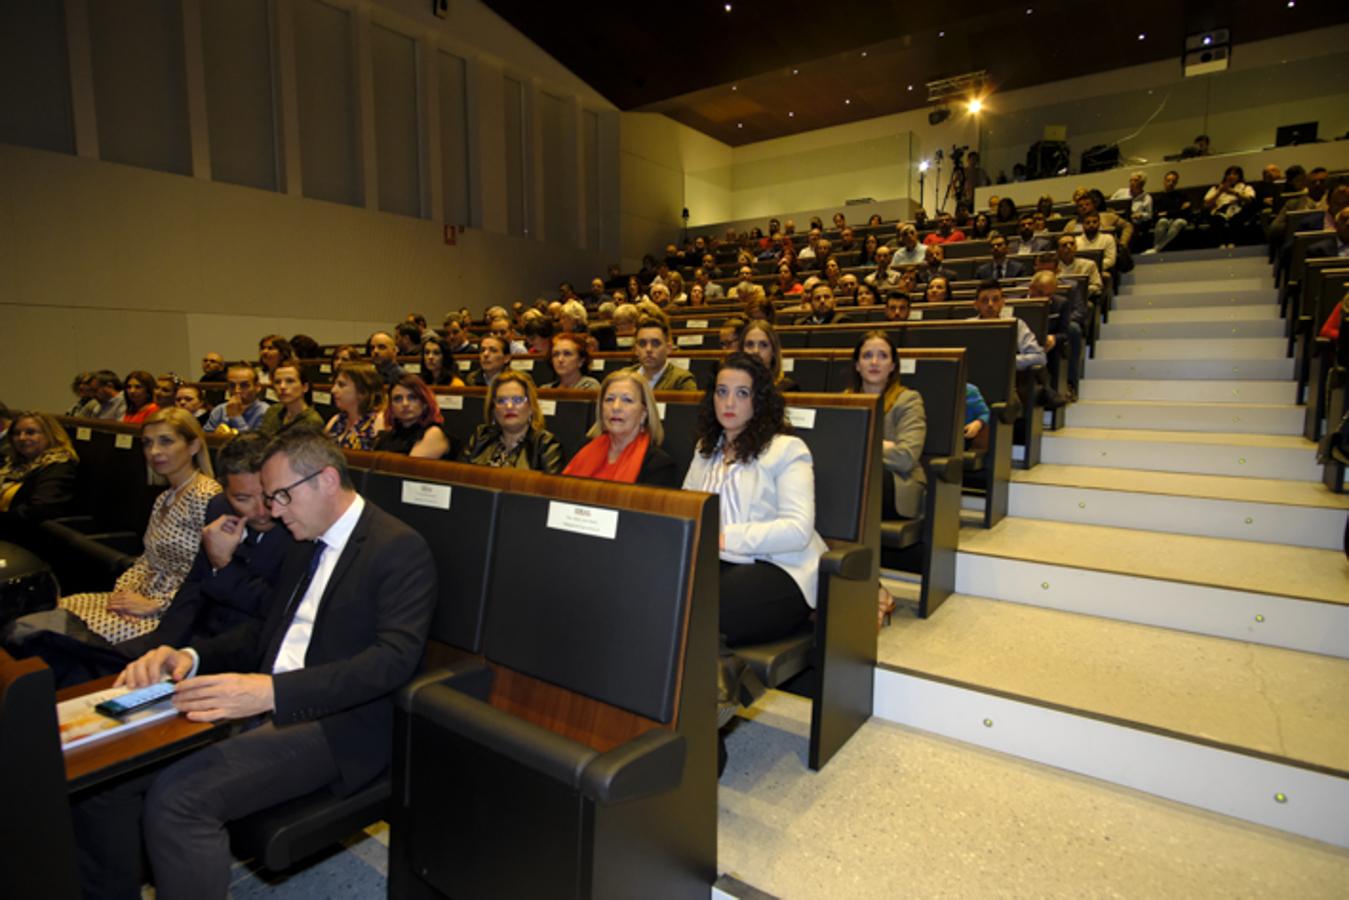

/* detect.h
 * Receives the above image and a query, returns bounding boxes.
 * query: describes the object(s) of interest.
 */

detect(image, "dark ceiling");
[482,0,1347,146]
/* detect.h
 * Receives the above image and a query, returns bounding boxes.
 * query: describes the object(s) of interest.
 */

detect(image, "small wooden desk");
[59,676,224,794]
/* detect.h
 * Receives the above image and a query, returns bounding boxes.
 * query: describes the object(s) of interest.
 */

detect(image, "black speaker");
[1026,141,1070,179]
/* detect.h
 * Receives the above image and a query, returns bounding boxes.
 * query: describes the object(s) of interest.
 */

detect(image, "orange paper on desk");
[58,687,178,752]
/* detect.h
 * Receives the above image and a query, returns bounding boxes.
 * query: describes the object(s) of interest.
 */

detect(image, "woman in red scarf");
[562,371,678,487]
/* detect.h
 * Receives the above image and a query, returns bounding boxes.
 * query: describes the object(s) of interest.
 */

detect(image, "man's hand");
[1045,334,1057,351]
[225,389,244,418]
[964,420,984,440]
[171,674,275,722]
[202,514,247,571]
[107,590,160,620]
[116,646,194,688]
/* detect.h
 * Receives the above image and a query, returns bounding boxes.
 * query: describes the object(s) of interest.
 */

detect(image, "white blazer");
[683,433,830,608]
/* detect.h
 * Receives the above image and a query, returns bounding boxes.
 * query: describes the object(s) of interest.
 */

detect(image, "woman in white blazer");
[683,353,828,647]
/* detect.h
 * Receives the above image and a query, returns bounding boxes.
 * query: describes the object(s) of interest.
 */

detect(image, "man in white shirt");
[1075,212,1117,275]
[891,224,925,266]
[1056,234,1104,300]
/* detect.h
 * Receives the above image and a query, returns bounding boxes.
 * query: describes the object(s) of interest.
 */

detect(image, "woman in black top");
[458,371,563,473]
[374,374,454,459]
[740,321,799,393]
[0,411,79,538]
[420,335,465,387]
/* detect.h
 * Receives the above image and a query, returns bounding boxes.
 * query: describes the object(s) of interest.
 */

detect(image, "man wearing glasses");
[82,429,437,899]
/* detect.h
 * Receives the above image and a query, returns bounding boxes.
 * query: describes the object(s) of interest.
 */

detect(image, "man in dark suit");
[110,429,437,899]
[975,234,1028,282]
[1029,269,1085,400]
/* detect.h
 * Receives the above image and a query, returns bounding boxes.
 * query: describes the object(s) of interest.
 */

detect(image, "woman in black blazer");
[458,371,563,474]
[0,411,79,545]
[562,371,677,487]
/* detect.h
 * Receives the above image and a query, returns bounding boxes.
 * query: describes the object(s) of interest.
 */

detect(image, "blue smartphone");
[95,681,176,719]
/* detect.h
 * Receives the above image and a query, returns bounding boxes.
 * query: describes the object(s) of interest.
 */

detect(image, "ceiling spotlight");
[737,122,743,129]
[861,51,868,58]
[1202,35,1212,45]
[968,98,983,113]
[788,111,795,118]
[731,85,737,92]
[938,30,946,37]
[844,98,851,105]
[907,84,914,91]
[724,2,732,11]
[1137,32,1146,40]
[919,160,930,172]
[1025,7,1033,13]
[792,68,800,75]
[1287,0,1294,6]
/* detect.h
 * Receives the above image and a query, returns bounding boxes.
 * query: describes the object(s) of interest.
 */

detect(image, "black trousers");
[719,560,809,647]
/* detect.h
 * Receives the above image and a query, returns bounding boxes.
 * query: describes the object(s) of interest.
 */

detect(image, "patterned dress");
[327,412,382,450]
[59,473,221,643]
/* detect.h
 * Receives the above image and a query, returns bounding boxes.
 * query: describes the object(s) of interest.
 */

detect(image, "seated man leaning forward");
[81,428,437,900]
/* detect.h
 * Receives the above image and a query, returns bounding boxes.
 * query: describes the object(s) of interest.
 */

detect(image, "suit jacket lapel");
[307,504,373,640]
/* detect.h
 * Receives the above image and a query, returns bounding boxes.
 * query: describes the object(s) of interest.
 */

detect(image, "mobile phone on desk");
[95,681,176,719]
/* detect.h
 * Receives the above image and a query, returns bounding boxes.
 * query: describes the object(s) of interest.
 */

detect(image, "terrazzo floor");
[1011,464,1349,510]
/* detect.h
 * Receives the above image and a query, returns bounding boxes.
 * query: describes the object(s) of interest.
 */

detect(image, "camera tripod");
[940,162,967,214]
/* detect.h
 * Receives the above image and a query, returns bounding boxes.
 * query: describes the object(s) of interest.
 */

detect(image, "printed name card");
[669,357,691,369]
[687,319,708,329]
[401,481,451,510]
[320,364,332,374]
[114,433,135,449]
[781,358,796,372]
[547,501,618,540]
[910,310,923,320]
[405,362,422,373]
[676,334,704,347]
[312,391,333,404]
[900,358,917,374]
[538,399,557,416]
[785,407,816,430]
[76,427,92,442]
[436,394,464,410]
[591,360,606,371]
[656,402,667,418]
[616,336,634,348]
[458,360,473,370]
[513,359,535,371]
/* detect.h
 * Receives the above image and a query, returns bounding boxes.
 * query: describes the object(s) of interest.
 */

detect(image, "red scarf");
[563,431,650,483]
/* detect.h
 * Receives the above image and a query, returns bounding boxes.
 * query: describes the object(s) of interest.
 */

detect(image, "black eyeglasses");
[263,469,321,507]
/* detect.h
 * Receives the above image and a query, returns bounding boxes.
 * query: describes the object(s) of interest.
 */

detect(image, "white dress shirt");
[273,495,365,674]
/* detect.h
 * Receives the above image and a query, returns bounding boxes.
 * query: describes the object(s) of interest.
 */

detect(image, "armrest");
[398,659,492,711]
[405,682,597,788]
[819,541,871,580]
[83,531,143,555]
[579,728,686,805]
[49,515,96,531]
[38,521,138,573]
[990,401,1015,426]
[925,455,963,483]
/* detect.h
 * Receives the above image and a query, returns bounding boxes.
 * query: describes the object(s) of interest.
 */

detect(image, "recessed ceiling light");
[938,30,946,37]
[731,85,737,92]
[844,98,851,105]
[907,84,914,91]
[1137,32,1146,40]
[788,111,795,118]
[861,51,868,58]
[792,68,800,75]
[737,122,743,129]
[724,2,732,11]
[1286,0,1294,6]
[1025,7,1033,13]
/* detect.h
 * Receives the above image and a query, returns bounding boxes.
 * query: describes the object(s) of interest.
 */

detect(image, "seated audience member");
[199,352,226,382]
[465,334,510,387]
[1055,235,1104,301]
[122,370,161,425]
[1117,171,1154,237]
[895,225,928,267]
[924,212,966,245]
[868,213,884,226]
[855,282,879,308]
[367,330,406,387]
[976,234,1028,281]
[256,362,323,437]
[459,371,562,473]
[1203,165,1256,246]
[916,244,958,285]
[289,333,322,364]
[444,320,477,355]
[52,409,221,643]
[626,275,649,305]
[1322,185,1349,233]
[1064,191,1133,248]
[964,383,991,449]
[522,316,555,357]
[688,283,707,306]
[719,317,748,355]
[837,226,857,255]
[1148,170,1193,253]
[545,332,601,390]
[727,265,757,300]
[256,334,295,386]
[994,197,1019,226]
[1035,196,1059,220]
[797,227,822,262]
[612,303,641,343]
[667,271,689,306]
[558,300,589,334]
[332,344,361,367]
[968,212,994,240]
[0,411,78,535]
[394,323,422,358]
[823,257,844,291]
[419,335,465,387]
[1075,211,1118,276]
[174,384,209,425]
[374,374,454,459]
[563,372,677,487]
[697,266,726,301]
[154,374,180,410]
[832,212,847,230]
[69,372,98,416]
[741,321,799,393]
[1318,288,1349,342]
[884,293,912,321]
[1015,216,1052,255]
[683,353,828,746]
[1029,269,1084,398]
[324,363,386,450]
[585,276,608,309]
[925,276,953,303]
[867,245,903,289]
[649,281,673,308]
[848,331,926,625]
[1308,207,1349,260]
[777,261,803,295]
[205,365,270,434]
[1182,133,1212,158]
[88,428,436,900]
[969,281,1046,370]
[838,273,860,303]
[795,283,852,326]
[631,317,699,391]
[859,233,880,266]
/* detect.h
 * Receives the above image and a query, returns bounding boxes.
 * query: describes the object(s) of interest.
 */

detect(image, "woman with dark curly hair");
[684,353,827,647]
[994,196,1019,226]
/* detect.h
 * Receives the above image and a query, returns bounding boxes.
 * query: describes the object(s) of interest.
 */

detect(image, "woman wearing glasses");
[458,371,563,473]
[55,407,220,643]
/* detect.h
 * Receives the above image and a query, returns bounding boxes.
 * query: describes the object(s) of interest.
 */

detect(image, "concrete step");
[1076,378,1298,404]
[1066,399,1304,434]
[1093,337,1287,360]
[1127,247,1271,283]
[1113,289,1276,310]
[1084,358,1295,380]
[1101,318,1285,340]
[1108,304,1280,324]
[1117,279,1272,297]
[1040,426,1321,480]
[1008,465,1349,549]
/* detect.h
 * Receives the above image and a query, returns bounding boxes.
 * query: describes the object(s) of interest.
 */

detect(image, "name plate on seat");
[436,395,463,410]
[669,357,691,369]
[785,407,816,429]
[591,360,606,371]
[656,402,666,417]
[513,359,534,371]
[76,427,92,442]
[312,390,333,404]
[405,362,422,373]
[402,481,452,510]
[616,336,634,348]
[320,364,332,374]
[457,360,473,370]
[538,399,557,416]
[781,358,796,372]
[901,359,917,374]
[547,502,618,540]
[676,334,704,347]
[687,319,708,328]
[114,434,135,449]
[910,310,923,320]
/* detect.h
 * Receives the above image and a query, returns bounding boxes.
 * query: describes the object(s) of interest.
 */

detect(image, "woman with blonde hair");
[458,370,563,473]
[56,407,220,643]
[0,411,79,530]
[563,371,677,486]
